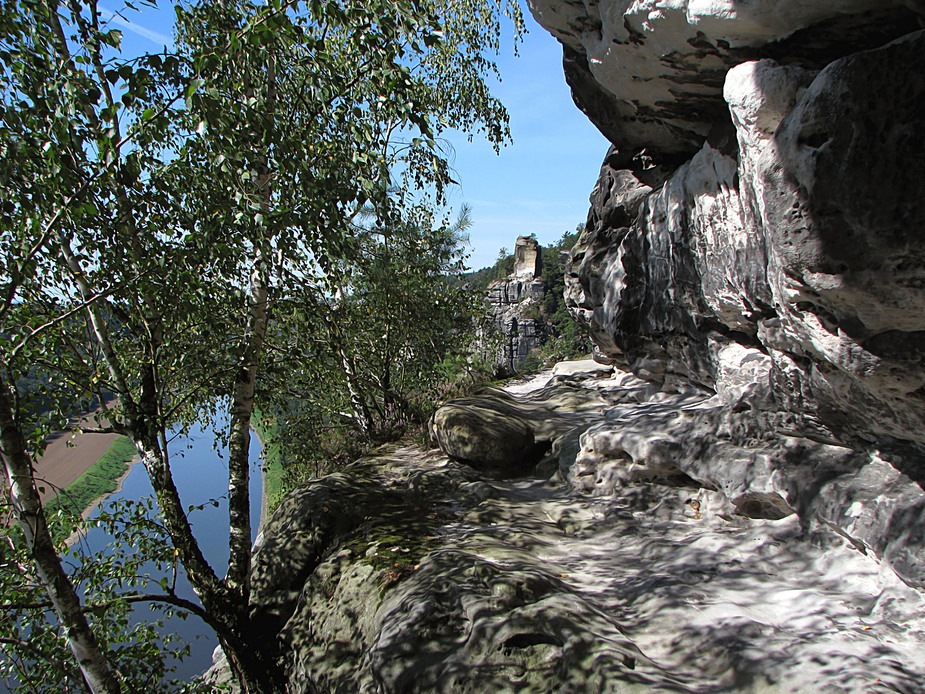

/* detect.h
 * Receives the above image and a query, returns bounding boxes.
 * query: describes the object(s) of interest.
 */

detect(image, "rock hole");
[662,471,702,489]
[799,131,830,149]
[502,632,564,650]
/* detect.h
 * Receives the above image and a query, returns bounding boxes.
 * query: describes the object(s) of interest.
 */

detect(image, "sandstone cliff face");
[485,236,547,373]
[529,1,925,456]
[520,0,925,596]
[531,0,923,163]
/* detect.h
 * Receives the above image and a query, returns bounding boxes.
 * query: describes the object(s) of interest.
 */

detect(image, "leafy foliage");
[0,0,524,690]
[533,227,590,362]
[0,498,216,693]
[261,204,490,484]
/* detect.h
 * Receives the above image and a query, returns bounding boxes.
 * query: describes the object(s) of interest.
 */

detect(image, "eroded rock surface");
[515,2,925,688]
[538,1,925,459]
[207,3,925,689]
[226,367,925,693]
[530,0,923,162]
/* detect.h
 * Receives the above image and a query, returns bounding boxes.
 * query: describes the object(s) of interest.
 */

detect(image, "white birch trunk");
[0,382,121,694]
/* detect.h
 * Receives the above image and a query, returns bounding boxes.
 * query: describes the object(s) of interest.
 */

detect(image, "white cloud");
[99,6,171,47]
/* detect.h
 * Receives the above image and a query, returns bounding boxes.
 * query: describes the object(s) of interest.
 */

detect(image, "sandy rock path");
[487,364,925,690]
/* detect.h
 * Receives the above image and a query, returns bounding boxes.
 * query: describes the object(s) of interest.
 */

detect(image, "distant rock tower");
[513,235,543,278]
[485,236,547,374]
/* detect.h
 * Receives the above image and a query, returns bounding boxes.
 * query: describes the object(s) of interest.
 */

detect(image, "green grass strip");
[44,436,137,521]
[252,408,285,517]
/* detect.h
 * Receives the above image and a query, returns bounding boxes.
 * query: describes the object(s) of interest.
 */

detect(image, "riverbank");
[43,436,137,542]
[58,441,141,546]
[251,409,285,528]
[34,408,275,532]
[34,416,121,504]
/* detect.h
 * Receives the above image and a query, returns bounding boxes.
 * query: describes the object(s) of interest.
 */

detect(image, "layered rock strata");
[485,236,547,372]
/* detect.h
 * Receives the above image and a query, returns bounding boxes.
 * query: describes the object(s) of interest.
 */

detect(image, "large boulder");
[429,383,613,475]
[430,397,538,475]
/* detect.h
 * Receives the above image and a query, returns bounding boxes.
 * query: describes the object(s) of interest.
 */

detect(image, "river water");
[70,416,264,685]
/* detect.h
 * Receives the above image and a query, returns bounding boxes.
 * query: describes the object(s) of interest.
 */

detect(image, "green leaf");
[102,29,123,49]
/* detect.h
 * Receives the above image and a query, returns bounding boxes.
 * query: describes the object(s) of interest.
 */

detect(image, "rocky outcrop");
[530,0,923,163]
[429,361,925,587]
[522,0,925,622]
[223,367,925,692]
[205,4,925,690]
[485,236,547,373]
[532,3,925,457]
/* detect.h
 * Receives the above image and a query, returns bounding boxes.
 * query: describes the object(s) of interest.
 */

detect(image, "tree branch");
[9,283,124,360]
[3,590,219,633]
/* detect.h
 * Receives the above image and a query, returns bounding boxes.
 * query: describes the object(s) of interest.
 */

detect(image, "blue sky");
[105,1,610,271]
[441,18,610,269]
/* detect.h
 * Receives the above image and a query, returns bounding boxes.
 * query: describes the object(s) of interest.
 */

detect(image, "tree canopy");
[0,0,523,691]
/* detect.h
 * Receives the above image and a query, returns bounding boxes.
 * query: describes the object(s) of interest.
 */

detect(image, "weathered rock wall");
[530,0,925,459]
[485,236,547,372]
[531,0,923,163]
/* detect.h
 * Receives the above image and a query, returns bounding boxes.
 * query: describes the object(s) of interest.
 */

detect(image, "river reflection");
[71,415,263,685]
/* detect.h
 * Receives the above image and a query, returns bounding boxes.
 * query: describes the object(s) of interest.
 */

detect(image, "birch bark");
[0,380,121,694]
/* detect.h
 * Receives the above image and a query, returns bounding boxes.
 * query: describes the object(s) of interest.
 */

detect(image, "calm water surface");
[72,416,263,684]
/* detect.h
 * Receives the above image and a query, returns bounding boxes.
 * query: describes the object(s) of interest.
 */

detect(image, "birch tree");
[0,0,522,690]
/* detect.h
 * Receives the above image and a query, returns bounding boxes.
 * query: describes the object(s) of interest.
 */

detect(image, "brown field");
[32,414,120,503]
